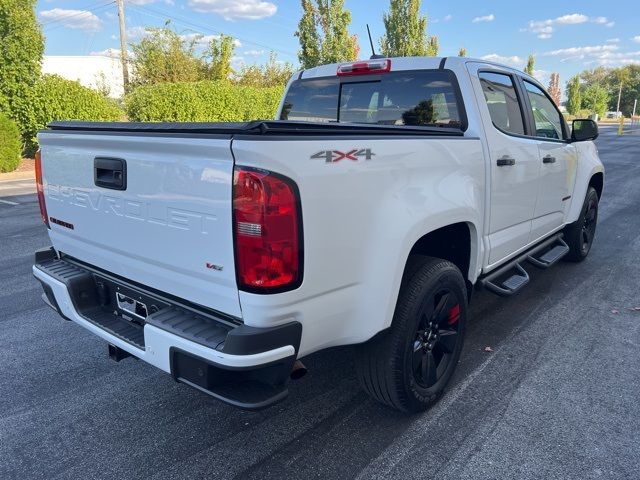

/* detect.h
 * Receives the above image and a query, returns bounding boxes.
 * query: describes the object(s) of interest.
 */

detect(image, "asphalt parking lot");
[1,126,639,479]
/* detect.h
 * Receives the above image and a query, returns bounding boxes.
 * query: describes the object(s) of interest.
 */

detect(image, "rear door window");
[281,71,463,128]
[478,72,525,136]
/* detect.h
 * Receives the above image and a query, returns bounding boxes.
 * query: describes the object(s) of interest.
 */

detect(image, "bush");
[125,81,284,122]
[0,114,22,173]
[20,75,124,155]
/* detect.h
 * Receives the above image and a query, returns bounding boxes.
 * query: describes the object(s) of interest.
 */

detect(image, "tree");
[612,67,631,113]
[547,73,561,107]
[204,34,235,81]
[0,0,45,151]
[130,25,203,87]
[583,84,609,117]
[566,75,582,115]
[236,52,295,88]
[296,0,321,69]
[524,54,535,76]
[570,65,640,116]
[402,99,434,125]
[458,47,467,57]
[579,65,640,115]
[295,0,359,69]
[426,35,439,56]
[380,0,438,57]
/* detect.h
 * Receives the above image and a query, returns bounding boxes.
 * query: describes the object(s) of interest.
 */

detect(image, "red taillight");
[34,150,50,228]
[337,59,391,76]
[233,167,302,292]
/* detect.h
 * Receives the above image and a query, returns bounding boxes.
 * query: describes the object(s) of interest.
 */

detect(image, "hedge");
[0,114,22,172]
[125,81,284,122]
[21,75,124,155]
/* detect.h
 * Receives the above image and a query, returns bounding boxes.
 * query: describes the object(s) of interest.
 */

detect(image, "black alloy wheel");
[412,290,462,389]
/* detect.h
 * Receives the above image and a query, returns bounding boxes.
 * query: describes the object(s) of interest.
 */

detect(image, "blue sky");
[38,0,640,88]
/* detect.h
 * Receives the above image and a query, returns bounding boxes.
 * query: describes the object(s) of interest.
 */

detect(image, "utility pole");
[633,99,637,118]
[616,82,622,115]
[116,0,130,91]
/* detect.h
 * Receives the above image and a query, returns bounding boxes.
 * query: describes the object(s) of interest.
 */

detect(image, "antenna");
[366,24,385,59]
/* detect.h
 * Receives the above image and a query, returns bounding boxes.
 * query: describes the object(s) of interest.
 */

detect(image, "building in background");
[42,55,124,98]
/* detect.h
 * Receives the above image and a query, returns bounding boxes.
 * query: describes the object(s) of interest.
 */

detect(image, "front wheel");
[564,186,599,262]
[355,256,467,412]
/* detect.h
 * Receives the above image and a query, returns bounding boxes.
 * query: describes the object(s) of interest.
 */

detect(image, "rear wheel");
[564,187,599,262]
[355,256,467,412]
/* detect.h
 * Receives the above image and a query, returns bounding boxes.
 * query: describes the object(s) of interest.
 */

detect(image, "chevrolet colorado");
[33,57,604,412]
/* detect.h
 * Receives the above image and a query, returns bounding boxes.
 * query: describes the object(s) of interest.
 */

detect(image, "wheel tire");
[564,187,599,262]
[355,256,468,412]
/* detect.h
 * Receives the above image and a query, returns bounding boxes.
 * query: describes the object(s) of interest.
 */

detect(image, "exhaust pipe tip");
[290,360,307,380]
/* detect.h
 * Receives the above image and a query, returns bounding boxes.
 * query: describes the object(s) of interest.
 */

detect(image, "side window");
[523,81,564,140]
[479,72,525,136]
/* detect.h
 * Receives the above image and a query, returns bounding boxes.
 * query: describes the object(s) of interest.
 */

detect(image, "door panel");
[470,66,540,266]
[530,142,577,241]
[520,80,578,241]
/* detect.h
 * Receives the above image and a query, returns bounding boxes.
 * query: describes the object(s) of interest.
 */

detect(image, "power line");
[127,4,297,59]
[41,2,115,31]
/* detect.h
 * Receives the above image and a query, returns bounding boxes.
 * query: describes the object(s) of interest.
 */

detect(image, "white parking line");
[0,178,32,184]
[0,198,19,205]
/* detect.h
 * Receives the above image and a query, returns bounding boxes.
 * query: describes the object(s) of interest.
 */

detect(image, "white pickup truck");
[33,56,603,412]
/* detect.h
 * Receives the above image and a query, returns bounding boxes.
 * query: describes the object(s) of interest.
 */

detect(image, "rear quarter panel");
[232,135,484,356]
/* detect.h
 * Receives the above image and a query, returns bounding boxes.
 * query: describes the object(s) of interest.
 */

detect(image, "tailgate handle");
[94,157,126,190]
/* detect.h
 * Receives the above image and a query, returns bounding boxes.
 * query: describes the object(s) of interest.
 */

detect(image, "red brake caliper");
[447,304,461,325]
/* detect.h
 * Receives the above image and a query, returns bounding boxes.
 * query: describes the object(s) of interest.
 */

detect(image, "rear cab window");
[280,70,464,129]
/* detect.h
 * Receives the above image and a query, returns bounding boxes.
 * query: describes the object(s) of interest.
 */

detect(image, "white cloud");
[590,16,615,27]
[541,44,640,67]
[443,14,452,22]
[243,49,265,57]
[231,56,245,69]
[584,51,640,67]
[472,14,494,23]
[543,45,618,58]
[126,26,150,40]
[532,69,550,84]
[606,38,620,43]
[90,48,134,59]
[555,13,589,24]
[181,33,242,48]
[127,0,174,4]
[633,36,640,43]
[188,0,277,20]
[480,54,523,68]
[525,13,613,39]
[39,8,103,32]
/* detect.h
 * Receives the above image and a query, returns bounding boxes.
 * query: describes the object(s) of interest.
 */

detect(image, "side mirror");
[571,119,598,142]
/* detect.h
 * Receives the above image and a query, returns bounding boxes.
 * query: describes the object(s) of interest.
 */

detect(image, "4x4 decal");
[311,149,375,163]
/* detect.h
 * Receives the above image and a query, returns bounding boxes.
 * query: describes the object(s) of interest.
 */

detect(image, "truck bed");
[47,120,464,137]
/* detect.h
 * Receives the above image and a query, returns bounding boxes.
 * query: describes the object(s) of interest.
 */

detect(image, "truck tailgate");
[38,132,241,318]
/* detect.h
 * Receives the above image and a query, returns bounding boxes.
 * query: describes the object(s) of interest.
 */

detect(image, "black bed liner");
[46,120,464,137]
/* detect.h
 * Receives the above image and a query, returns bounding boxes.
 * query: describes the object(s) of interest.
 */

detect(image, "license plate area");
[116,292,148,320]
[94,276,170,324]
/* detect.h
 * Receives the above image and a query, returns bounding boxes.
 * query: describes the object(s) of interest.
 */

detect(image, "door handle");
[542,155,556,164]
[496,156,516,166]
[94,157,127,190]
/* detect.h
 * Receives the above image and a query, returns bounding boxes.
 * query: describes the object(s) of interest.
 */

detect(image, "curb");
[0,170,34,183]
